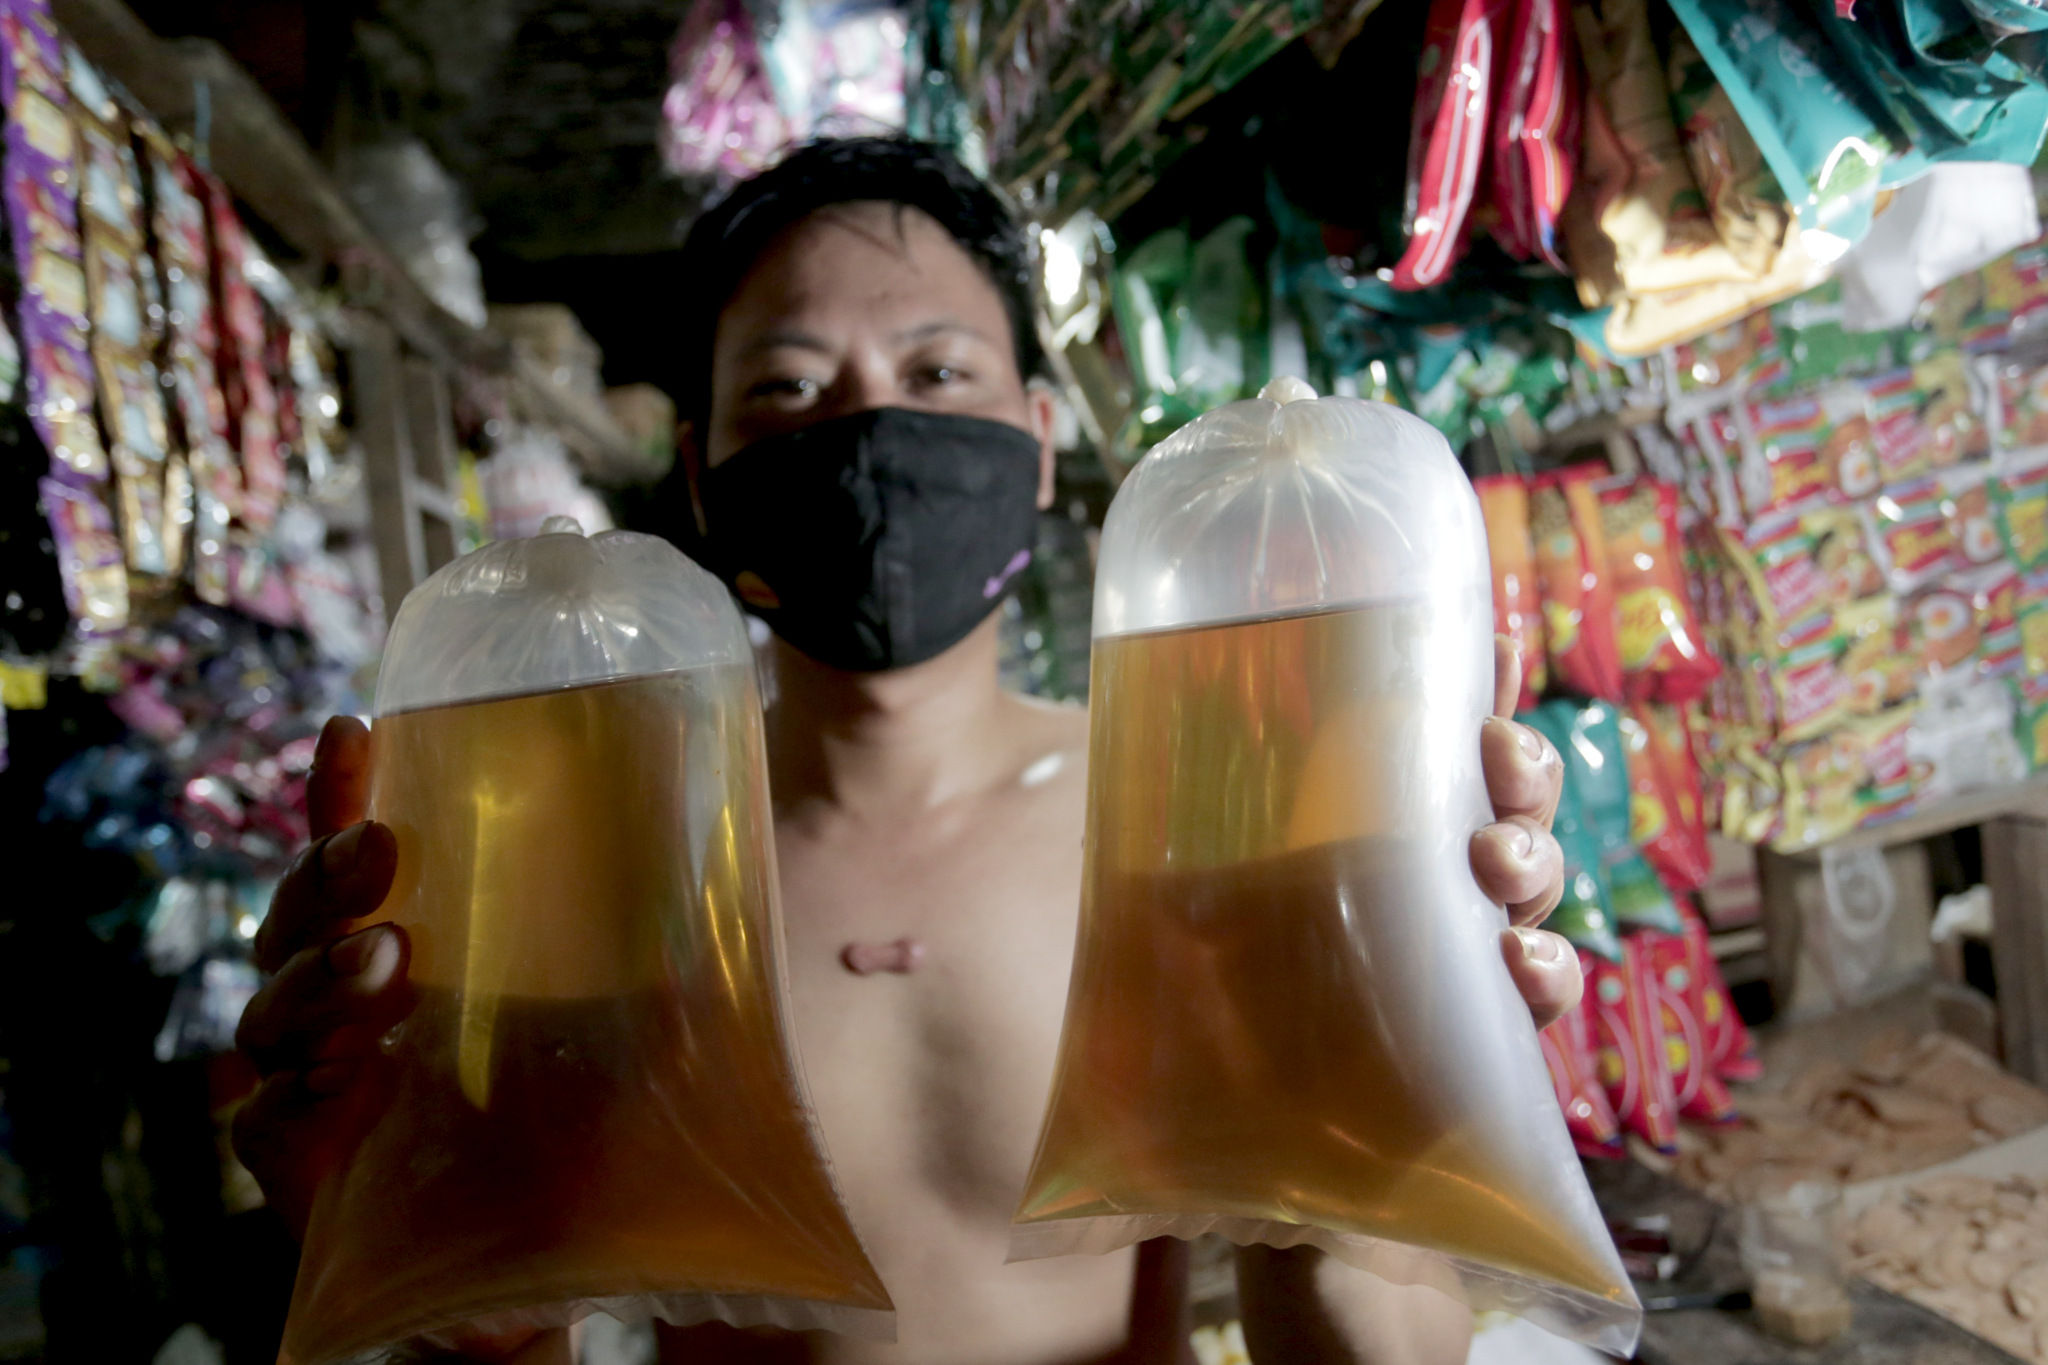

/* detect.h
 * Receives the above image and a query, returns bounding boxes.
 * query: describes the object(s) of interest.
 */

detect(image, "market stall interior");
[9,0,2048,1361]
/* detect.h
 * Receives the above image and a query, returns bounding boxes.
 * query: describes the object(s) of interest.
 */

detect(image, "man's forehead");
[728,203,992,309]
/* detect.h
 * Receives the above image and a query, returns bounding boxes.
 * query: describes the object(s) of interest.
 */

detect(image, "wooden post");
[1987,814,2048,1083]
[401,357,461,575]
[350,314,425,616]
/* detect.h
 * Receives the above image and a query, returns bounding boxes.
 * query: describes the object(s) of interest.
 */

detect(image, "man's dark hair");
[670,136,1045,430]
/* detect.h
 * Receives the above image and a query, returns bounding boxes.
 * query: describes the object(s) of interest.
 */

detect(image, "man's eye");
[749,377,819,401]
[917,365,967,387]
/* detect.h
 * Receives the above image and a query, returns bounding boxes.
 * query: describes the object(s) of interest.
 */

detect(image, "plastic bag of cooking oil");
[1012,379,1640,1354]
[278,520,890,1365]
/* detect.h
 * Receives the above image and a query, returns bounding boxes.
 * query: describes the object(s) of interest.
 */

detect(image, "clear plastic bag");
[1012,379,1641,1354]
[279,523,890,1364]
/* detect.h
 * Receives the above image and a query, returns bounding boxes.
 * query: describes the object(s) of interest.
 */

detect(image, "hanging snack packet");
[1680,907,1760,1082]
[1477,474,1548,710]
[1862,368,1933,485]
[1552,699,1685,935]
[1560,0,1758,305]
[1993,361,2048,456]
[1598,479,1719,704]
[1945,464,2006,566]
[1532,466,1627,702]
[1016,382,1640,1354]
[1391,0,1513,290]
[1867,475,1961,592]
[1665,0,1892,252]
[1490,0,1579,271]
[1999,455,2048,570]
[1663,26,1790,278]
[1768,611,1853,745]
[1618,702,1711,895]
[1916,351,1989,468]
[2017,674,2048,772]
[1806,506,1886,608]
[1541,1004,1624,1158]
[2022,569,2048,678]
[1642,928,1737,1123]
[1904,580,1982,677]
[1588,942,1681,1153]
[1972,564,2025,680]
[1735,394,1835,520]
[37,475,126,632]
[281,527,891,1364]
[1840,594,1913,715]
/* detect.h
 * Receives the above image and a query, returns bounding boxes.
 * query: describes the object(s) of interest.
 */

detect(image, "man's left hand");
[1469,636,1579,1030]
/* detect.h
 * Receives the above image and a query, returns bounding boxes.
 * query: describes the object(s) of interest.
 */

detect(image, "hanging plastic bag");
[280,524,891,1365]
[1013,379,1640,1354]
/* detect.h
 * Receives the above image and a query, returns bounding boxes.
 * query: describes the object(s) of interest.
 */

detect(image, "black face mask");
[698,407,1043,672]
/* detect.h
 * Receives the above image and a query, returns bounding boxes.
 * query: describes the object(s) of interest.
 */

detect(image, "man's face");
[702,201,1053,492]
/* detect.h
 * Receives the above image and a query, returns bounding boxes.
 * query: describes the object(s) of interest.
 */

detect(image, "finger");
[1470,816,1564,926]
[309,715,373,839]
[1492,634,1522,719]
[1500,928,1583,1032]
[230,1060,387,1241]
[1481,715,1561,827]
[238,925,411,1070]
[255,820,398,973]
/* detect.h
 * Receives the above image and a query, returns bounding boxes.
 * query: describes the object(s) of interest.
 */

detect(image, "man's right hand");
[233,714,411,1240]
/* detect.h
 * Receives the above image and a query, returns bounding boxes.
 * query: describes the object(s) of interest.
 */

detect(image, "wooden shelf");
[1775,777,2048,860]
[49,0,662,487]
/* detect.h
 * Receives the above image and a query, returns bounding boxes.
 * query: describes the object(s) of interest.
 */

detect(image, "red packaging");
[1681,908,1760,1083]
[1619,701,1711,895]
[1391,0,1513,290]
[1532,464,1627,701]
[1599,479,1720,704]
[1541,1002,1622,1157]
[1490,0,1580,270]
[1643,928,1737,1123]
[202,176,284,530]
[1477,473,1548,709]
[1588,942,1679,1152]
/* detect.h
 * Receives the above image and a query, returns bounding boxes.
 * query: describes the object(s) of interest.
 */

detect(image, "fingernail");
[1505,823,1535,860]
[1515,927,1563,963]
[1516,724,1546,761]
[304,1060,361,1096]
[327,925,390,977]
[320,823,366,877]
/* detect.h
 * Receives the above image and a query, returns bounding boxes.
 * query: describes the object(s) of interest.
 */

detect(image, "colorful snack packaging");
[1971,564,2025,680]
[2017,673,2048,772]
[1619,702,1711,895]
[1542,1000,1624,1157]
[1642,928,1737,1123]
[1805,505,1886,607]
[1598,478,1719,704]
[1944,464,2007,566]
[37,474,126,631]
[1589,941,1681,1153]
[1838,594,1913,715]
[1862,368,1933,484]
[1490,0,1579,271]
[1866,475,1961,592]
[1999,455,2048,570]
[1904,581,1982,677]
[1735,393,1835,519]
[2,0,106,485]
[1994,361,2048,456]
[1817,382,1882,502]
[1663,25,1790,279]
[1478,474,1548,710]
[1681,907,1760,1082]
[1560,0,1760,305]
[1767,610,1853,745]
[1541,699,1684,935]
[1391,0,1512,290]
[2021,569,2048,680]
[1666,0,1891,249]
[1915,350,1990,468]
[1532,465,1626,702]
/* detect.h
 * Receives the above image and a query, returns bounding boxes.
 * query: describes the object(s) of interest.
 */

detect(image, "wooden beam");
[351,314,426,613]
[49,0,661,486]
[1987,815,2048,1083]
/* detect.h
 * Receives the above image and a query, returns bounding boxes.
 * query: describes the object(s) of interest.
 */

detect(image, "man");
[233,138,1578,1365]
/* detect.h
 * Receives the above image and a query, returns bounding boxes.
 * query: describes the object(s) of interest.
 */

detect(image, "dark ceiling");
[128,0,704,387]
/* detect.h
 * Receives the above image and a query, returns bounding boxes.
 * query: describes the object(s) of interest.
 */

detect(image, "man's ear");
[1026,385,1059,511]
[676,419,710,538]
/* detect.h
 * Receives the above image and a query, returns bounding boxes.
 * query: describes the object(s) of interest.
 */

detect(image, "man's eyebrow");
[740,327,834,357]
[892,319,995,346]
